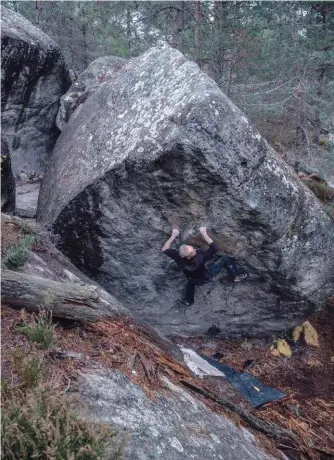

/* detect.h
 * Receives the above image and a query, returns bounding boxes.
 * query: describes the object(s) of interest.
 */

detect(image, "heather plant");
[304,180,334,204]
[1,384,123,460]
[15,309,56,349]
[10,348,43,389]
[2,347,124,459]
[2,234,35,269]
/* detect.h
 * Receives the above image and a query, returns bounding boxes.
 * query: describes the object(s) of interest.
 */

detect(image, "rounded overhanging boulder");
[37,44,334,337]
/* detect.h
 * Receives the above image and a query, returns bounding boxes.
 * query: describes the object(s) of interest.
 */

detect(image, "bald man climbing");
[162,226,247,306]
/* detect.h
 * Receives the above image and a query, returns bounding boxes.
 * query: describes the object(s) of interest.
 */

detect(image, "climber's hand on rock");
[172,228,180,238]
[162,228,179,251]
[199,226,213,245]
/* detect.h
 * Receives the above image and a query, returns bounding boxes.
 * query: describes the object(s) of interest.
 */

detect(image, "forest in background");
[3,1,334,176]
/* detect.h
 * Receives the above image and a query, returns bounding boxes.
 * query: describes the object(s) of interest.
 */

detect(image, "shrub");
[1,385,123,460]
[2,234,35,269]
[326,203,334,219]
[10,348,43,389]
[3,347,124,459]
[304,180,334,204]
[15,309,56,349]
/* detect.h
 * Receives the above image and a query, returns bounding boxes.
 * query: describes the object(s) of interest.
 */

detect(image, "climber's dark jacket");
[163,241,219,281]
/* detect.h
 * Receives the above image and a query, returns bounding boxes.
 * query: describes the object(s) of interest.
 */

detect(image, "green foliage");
[10,348,43,389]
[325,203,334,219]
[2,234,34,269]
[3,343,124,459]
[1,384,123,460]
[304,180,334,204]
[21,357,43,389]
[15,310,56,349]
[3,1,333,166]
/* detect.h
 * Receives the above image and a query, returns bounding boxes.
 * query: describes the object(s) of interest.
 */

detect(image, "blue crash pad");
[199,353,286,408]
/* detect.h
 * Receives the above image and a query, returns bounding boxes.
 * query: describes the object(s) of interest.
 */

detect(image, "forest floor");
[2,298,333,460]
[2,213,333,459]
[177,298,334,459]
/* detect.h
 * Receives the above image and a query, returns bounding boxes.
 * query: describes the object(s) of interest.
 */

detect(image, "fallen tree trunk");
[180,379,297,442]
[2,269,184,361]
[1,269,123,322]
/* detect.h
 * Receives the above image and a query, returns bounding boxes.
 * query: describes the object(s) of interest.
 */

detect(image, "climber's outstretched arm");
[199,226,213,245]
[200,227,219,261]
[161,228,180,252]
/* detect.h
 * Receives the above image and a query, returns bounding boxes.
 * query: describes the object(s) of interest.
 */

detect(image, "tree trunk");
[172,1,184,51]
[213,1,227,82]
[126,5,132,52]
[310,3,334,143]
[194,1,202,66]
[35,1,41,24]
[81,23,89,70]
[2,269,183,360]
[1,270,122,322]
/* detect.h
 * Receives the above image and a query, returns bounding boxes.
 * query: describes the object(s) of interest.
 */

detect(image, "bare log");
[2,269,184,361]
[49,350,85,360]
[1,270,123,322]
[180,379,296,442]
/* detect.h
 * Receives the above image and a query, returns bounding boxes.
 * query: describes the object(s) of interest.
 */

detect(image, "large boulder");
[1,137,15,212]
[37,45,334,338]
[1,6,71,176]
[56,55,126,131]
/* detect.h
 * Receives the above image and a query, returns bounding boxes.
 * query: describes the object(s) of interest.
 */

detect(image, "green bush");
[10,348,43,389]
[304,180,334,204]
[15,310,55,349]
[3,346,124,459]
[1,385,123,460]
[326,203,334,219]
[21,357,43,389]
[2,234,35,269]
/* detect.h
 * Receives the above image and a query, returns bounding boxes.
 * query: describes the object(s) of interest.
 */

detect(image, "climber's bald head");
[179,244,197,259]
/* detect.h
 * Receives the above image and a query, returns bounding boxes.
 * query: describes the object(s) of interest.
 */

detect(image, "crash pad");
[199,353,286,408]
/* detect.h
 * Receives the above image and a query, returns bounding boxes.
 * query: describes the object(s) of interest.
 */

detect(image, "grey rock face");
[1,6,71,175]
[37,45,334,338]
[1,136,15,212]
[56,55,126,131]
[79,369,272,460]
[15,181,40,218]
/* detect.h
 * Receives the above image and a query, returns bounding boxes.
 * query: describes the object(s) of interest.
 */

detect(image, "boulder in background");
[1,6,71,176]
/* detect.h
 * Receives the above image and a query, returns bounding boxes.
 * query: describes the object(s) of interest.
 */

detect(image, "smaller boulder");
[1,6,71,175]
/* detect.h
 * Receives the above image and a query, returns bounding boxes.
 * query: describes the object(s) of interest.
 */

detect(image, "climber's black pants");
[185,256,240,304]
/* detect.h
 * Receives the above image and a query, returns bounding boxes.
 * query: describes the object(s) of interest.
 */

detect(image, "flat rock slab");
[15,181,40,218]
[78,368,272,460]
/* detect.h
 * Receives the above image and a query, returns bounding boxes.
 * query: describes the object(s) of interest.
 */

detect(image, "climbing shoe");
[234,273,249,282]
[181,299,193,307]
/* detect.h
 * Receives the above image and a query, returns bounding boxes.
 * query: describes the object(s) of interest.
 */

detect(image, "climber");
[162,226,248,306]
